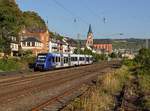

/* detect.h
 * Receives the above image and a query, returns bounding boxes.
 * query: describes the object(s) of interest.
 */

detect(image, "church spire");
[88,24,92,34]
[86,24,93,48]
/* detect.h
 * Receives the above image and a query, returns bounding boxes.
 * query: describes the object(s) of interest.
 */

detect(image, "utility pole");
[77,33,80,54]
[77,33,80,66]
[146,39,149,49]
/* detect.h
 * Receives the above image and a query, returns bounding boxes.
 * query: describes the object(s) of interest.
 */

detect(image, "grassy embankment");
[124,56,150,110]
[0,56,35,72]
[138,71,150,110]
[63,61,150,111]
[63,66,130,111]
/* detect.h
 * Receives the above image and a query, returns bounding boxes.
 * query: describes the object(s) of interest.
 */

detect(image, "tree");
[0,0,47,56]
[74,48,84,54]
[0,0,23,55]
[23,11,46,32]
[134,48,150,70]
[84,47,93,55]
[109,52,117,58]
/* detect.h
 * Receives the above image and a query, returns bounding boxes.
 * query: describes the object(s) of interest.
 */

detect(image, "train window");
[71,57,75,61]
[83,57,85,61]
[64,57,68,63]
[55,57,58,62]
[61,58,63,62]
[58,57,60,62]
[80,57,84,61]
[56,57,59,62]
[71,57,78,61]
[37,55,46,62]
[52,57,55,63]
[66,57,68,63]
[75,57,77,61]
[64,57,66,63]
[79,57,82,61]
[86,57,89,61]
[90,57,93,61]
[71,57,74,61]
[55,57,57,62]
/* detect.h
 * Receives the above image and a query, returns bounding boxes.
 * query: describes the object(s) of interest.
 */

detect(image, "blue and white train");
[34,53,93,71]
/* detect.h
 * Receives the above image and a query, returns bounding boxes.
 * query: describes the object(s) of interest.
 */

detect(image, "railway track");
[114,75,143,111]
[0,66,98,102]
[0,61,118,111]
[31,74,95,111]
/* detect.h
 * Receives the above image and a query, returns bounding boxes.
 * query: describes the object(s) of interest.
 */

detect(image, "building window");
[36,42,39,47]
[32,42,35,46]
[35,42,37,47]
[22,42,25,46]
[27,42,30,46]
[11,44,14,49]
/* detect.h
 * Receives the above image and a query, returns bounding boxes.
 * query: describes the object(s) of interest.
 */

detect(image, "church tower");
[86,24,93,48]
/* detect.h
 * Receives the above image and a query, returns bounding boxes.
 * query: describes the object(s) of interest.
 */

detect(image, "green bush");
[134,48,150,71]
[0,58,21,71]
[0,56,36,72]
[21,56,36,64]
[123,59,135,67]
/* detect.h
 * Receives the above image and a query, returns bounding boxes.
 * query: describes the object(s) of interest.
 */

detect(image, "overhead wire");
[51,0,89,25]
[81,0,106,23]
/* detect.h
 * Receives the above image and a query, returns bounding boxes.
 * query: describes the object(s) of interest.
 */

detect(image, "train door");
[84,56,86,64]
[60,53,64,67]
[68,54,71,66]
[47,56,52,69]
[77,55,79,65]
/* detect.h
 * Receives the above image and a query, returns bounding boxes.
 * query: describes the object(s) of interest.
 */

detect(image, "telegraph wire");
[51,0,89,25]
[81,0,107,24]
[82,0,101,18]
[51,0,75,19]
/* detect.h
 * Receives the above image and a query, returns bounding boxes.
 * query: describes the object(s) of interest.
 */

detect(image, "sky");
[16,0,150,39]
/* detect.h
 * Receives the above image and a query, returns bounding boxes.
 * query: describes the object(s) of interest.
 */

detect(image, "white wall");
[10,43,18,51]
[49,41,58,53]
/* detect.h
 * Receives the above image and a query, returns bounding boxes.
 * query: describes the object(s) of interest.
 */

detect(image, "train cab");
[34,53,56,71]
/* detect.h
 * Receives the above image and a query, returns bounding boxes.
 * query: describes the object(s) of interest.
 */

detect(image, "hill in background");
[78,38,149,50]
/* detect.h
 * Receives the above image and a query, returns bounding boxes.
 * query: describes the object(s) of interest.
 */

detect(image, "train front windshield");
[37,54,47,63]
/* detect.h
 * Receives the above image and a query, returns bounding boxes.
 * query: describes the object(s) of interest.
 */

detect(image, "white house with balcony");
[10,36,19,56]
[49,38,70,54]
[21,37,43,55]
[49,39,58,53]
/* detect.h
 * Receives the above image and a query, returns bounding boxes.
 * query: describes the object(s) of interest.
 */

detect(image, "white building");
[49,39,58,53]
[49,38,71,54]
[122,53,135,59]
[10,36,19,56]
[21,37,43,55]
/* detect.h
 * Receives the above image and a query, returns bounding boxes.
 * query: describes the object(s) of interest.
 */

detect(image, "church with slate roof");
[86,25,112,54]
